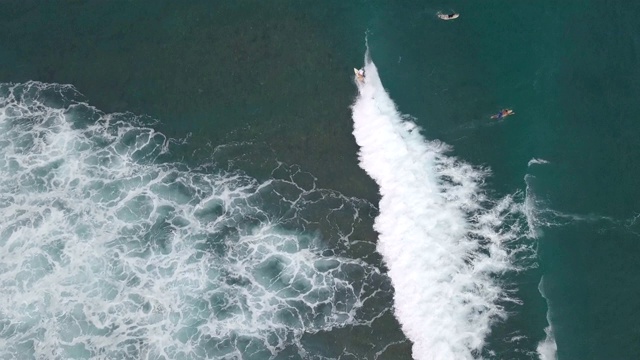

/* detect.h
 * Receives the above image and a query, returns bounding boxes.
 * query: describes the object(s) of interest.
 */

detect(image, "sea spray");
[351,56,527,359]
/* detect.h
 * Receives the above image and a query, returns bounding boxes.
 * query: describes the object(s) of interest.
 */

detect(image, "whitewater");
[350,55,540,360]
[0,82,391,359]
[0,74,557,359]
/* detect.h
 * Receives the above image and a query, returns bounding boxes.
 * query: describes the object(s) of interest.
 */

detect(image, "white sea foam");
[536,277,558,360]
[523,174,545,239]
[537,328,558,360]
[528,158,549,167]
[0,82,387,359]
[351,55,527,359]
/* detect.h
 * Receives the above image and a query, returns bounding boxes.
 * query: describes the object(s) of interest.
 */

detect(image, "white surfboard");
[438,13,459,20]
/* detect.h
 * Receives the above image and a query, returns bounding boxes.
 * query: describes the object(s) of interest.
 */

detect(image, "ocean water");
[1,1,639,359]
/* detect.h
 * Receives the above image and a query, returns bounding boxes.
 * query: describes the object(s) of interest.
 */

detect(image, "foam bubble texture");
[0,82,387,359]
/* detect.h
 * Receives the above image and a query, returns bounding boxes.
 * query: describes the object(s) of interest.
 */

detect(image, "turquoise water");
[1,1,639,359]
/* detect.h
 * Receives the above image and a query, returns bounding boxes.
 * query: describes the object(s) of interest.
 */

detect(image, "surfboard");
[354,68,364,81]
[438,13,459,20]
[491,110,514,119]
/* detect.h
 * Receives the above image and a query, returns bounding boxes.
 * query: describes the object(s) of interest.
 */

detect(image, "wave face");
[0,82,389,359]
[351,58,529,359]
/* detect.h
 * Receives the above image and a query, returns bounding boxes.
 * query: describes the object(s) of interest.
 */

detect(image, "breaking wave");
[351,55,536,360]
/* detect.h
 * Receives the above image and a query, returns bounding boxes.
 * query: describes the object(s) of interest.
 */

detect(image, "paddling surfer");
[438,12,459,20]
[491,109,515,119]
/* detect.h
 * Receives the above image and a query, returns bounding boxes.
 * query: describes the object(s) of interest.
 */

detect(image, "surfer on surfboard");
[491,109,515,119]
[437,12,459,20]
[354,68,365,82]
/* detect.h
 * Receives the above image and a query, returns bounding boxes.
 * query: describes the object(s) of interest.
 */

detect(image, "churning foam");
[351,57,528,359]
[0,82,388,359]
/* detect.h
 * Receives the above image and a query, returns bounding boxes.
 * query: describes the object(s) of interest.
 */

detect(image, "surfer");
[437,12,459,20]
[491,109,515,119]
[354,68,365,82]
